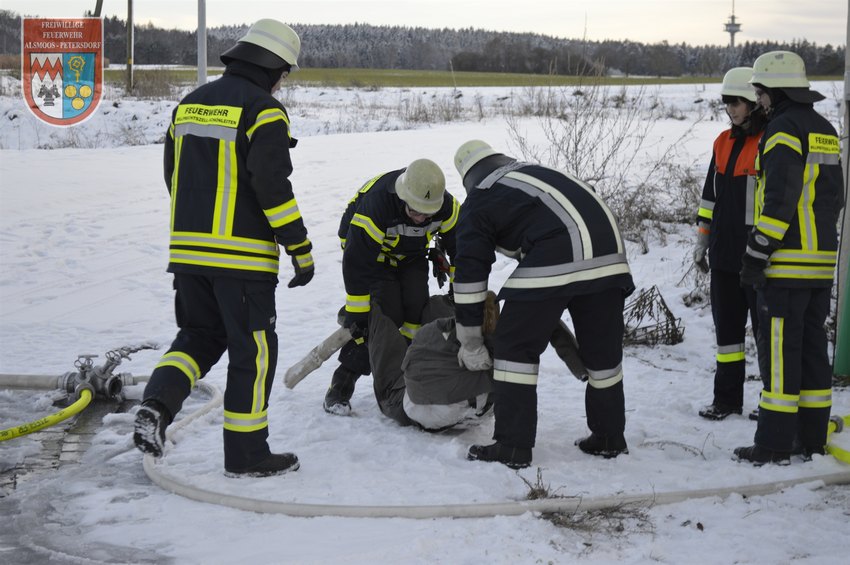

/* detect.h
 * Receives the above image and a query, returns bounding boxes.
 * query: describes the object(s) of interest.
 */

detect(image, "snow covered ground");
[1,75,849,564]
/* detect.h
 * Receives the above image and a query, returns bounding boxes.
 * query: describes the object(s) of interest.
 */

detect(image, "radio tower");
[724,0,742,48]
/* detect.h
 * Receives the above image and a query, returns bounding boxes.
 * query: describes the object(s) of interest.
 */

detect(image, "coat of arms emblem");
[22,18,104,127]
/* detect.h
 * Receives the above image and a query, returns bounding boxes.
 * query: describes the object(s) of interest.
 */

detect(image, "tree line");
[0,9,843,77]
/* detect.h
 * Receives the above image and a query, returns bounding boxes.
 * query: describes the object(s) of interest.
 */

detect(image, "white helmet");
[749,51,809,88]
[220,19,301,70]
[454,140,498,179]
[721,67,755,102]
[395,159,446,215]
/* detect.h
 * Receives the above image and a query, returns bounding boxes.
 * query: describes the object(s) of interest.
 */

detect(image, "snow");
[1,75,849,564]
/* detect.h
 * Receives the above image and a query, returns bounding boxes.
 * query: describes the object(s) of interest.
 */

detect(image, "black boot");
[225,453,300,478]
[733,445,790,466]
[575,432,629,458]
[790,440,826,462]
[133,399,172,458]
[698,404,742,421]
[323,366,360,416]
[467,442,531,469]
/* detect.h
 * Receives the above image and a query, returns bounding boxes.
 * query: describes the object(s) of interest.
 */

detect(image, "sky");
[3,0,847,47]
[1,75,849,563]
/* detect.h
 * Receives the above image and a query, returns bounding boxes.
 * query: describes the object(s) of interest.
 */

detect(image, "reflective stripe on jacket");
[753,101,843,287]
[338,169,459,315]
[453,160,634,327]
[164,68,310,279]
[696,128,760,272]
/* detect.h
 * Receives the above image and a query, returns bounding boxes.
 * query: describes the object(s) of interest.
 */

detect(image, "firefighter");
[133,20,314,477]
[694,67,768,421]
[735,51,843,465]
[453,140,635,469]
[324,159,460,415]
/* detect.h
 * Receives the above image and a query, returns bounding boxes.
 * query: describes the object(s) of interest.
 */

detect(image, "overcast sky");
[5,0,847,46]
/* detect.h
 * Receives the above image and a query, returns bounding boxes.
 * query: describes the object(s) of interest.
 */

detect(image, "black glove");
[344,311,368,345]
[739,229,780,289]
[428,247,451,288]
[287,252,314,288]
[739,256,766,288]
[349,320,368,346]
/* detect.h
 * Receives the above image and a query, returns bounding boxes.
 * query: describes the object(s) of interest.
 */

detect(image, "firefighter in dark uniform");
[323,159,460,415]
[133,20,314,477]
[694,67,767,421]
[735,51,843,465]
[453,140,635,469]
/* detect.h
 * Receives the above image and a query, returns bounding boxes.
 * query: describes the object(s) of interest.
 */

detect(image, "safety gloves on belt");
[456,324,493,371]
[287,252,315,288]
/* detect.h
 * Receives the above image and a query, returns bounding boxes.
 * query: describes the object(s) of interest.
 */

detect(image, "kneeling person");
[370,293,498,431]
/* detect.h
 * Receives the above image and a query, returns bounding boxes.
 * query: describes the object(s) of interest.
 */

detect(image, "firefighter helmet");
[454,140,498,179]
[220,19,301,70]
[395,159,446,215]
[720,67,756,102]
[749,51,809,88]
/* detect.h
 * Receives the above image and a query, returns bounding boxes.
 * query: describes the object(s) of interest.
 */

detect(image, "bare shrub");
[506,71,704,247]
[520,468,654,540]
[127,69,182,99]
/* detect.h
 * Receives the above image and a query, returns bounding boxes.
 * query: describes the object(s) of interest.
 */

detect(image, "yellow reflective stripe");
[759,390,799,414]
[756,215,788,240]
[246,108,290,140]
[717,351,745,363]
[346,293,370,314]
[764,131,802,155]
[264,198,302,228]
[717,343,745,363]
[175,104,242,128]
[252,330,269,413]
[698,198,715,221]
[440,198,460,232]
[169,250,279,273]
[769,317,784,395]
[155,351,201,387]
[347,174,384,205]
[170,232,278,256]
[212,140,238,236]
[400,322,421,340]
[764,265,836,279]
[285,238,311,253]
[293,252,313,269]
[799,388,832,409]
[799,163,818,250]
[223,409,269,432]
[770,249,837,263]
[351,213,385,244]
[494,359,539,385]
[170,136,183,231]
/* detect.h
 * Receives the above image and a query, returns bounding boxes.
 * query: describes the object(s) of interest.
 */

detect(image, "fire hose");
[0,344,155,442]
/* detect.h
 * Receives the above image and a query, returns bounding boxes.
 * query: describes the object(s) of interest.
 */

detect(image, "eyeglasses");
[405,205,433,222]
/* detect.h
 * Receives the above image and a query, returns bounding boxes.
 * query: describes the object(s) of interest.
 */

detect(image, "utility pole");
[834,13,850,380]
[197,0,207,86]
[126,0,134,92]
